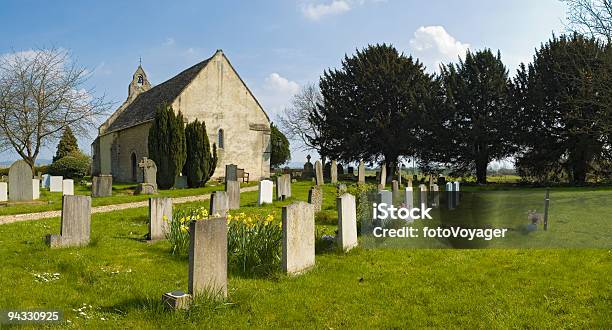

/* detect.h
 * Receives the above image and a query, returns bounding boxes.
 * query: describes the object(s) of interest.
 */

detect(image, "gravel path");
[0,185,259,225]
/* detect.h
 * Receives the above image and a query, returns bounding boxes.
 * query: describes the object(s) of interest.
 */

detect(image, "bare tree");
[276,83,327,161]
[0,48,109,169]
[562,0,612,43]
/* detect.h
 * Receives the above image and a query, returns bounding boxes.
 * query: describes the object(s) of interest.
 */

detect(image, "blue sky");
[0,0,567,164]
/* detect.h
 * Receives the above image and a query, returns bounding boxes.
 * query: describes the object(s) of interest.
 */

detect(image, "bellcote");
[128,65,151,101]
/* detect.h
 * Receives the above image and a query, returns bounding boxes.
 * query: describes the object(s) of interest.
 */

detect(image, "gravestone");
[302,155,314,179]
[175,175,188,189]
[330,160,338,184]
[276,174,291,200]
[282,202,315,275]
[149,197,172,240]
[225,180,240,210]
[210,191,229,217]
[0,182,7,202]
[337,193,358,251]
[437,175,446,187]
[407,179,413,188]
[454,181,460,205]
[258,179,273,205]
[432,184,439,207]
[92,175,113,197]
[62,179,74,196]
[446,182,455,209]
[41,174,50,189]
[398,163,402,186]
[136,158,157,195]
[32,179,40,200]
[49,176,63,193]
[8,160,34,201]
[188,217,228,300]
[358,160,365,184]
[337,183,347,194]
[379,163,387,188]
[392,180,399,195]
[225,164,238,183]
[376,190,392,223]
[348,166,354,175]
[419,184,428,208]
[47,195,91,248]
[404,187,414,212]
[314,160,324,186]
[323,162,331,179]
[307,186,323,212]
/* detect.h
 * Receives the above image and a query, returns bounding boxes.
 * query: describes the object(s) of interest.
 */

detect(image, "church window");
[218,129,224,149]
[137,75,143,85]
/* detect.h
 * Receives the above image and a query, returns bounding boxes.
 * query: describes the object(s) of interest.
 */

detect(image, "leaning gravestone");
[0,182,7,202]
[210,191,229,217]
[50,176,63,193]
[225,180,240,210]
[225,164,238,183]
[188,217,228,300]
[358,160,365,184]
[149,197,172,241]
[330,160,338,184]
[307,186,323,212]
[258,179,273,205]
[47,195,91,248]
[282,202,315,275]
[337,193,358,251]
[136,158,157,195]
[63,179,74,196]
[314,160,324,186]
[8,160,34,201]
[92,175,113,197]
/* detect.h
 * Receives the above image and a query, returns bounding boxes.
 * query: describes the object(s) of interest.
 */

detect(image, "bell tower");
[128,61,151,102]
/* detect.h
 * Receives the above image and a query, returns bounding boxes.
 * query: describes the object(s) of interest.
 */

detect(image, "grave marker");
[225,180,240,210]
[330,160,338,184]
[307,186,323,212]
[49,176,63,193]
[47,195,91,248]
[337,193,358,251]
[0,182,7,202]
[32,179,40,200]
[62,179,74,196]
[92,175,113,197]
[314,160,324,185]
[358,160,365,184]
[188,217,228,299]
[258,180,273,205]
[210,191,229,217]
[225,164,238,182]
[149,197,172,240]
[282,202,315,274]
[8,160,34,201]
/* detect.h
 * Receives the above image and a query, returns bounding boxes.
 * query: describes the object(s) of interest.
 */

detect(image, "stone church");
[91,50,271,183]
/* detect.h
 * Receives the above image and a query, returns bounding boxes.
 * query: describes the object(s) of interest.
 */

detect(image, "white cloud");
[302,0,351,20]
[257,73,300,117]
[409,26,470,72]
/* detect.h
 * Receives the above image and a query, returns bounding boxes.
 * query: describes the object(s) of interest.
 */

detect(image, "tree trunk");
[475,158,488,184]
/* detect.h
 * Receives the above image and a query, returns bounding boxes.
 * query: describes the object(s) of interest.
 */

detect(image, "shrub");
[47,153,91,179]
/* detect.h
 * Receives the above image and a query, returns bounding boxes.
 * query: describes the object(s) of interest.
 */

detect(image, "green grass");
[0,181,257,216]
[0,182,610,328]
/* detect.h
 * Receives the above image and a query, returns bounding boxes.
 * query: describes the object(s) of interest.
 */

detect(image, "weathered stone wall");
[98,123,151,183]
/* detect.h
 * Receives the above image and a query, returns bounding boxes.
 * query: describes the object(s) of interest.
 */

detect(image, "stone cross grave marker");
[258,179,273,205]
[337,193,358,251]
[9,160,34,201]
[47,195,91,248]
[149,197,172,240]
[282,202,315,275]
[225,180,240,210]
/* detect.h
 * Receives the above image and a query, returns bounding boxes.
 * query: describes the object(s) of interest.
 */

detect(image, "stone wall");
[98,122,151,183]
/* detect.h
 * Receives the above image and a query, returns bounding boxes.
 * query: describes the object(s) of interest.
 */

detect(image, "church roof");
[104,56,213,133]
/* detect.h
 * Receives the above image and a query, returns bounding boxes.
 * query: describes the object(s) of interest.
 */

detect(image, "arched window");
[137,74,143,85]
[131,153,137,182]
[218,129,224,149]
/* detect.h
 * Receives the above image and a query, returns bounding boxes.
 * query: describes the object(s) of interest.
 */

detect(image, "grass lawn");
[0,181,257,216]
[0,181,610,328]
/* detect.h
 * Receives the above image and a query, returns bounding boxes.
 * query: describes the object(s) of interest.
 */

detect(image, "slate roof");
[104,56,213,133]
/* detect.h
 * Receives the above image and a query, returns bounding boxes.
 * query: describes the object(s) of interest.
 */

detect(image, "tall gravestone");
[188,217,228,300]
[63,179,74,196]
[419,184,428,208]
[307,186,323,212]
[136,157,157,195]
[32,179,40,200]
[358,160,365,184]
[92,175,113,197]
[0,182,7,202]
[392,180,399,198]
[379,163,386,189]
[337,193,358,251]
[282,202,315,275]
[8,160,34,201]
[431,184,440,207]
[276,174,291,200]
[225,164,238,183]
[225,180,240,210]
[149,197,172,240]
[258,179,273,205]
[398,163,402,186]
[210,191,229,217]
[376,190,392,223]
[446,182,454,209]
[330,160,338,184]
[314,160,324,186]
[404,187,414,212]
[47,195,91,248]
[50,176,63,193]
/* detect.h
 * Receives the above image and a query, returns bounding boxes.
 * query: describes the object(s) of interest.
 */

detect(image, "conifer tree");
[53,127,79,162]
[184,120,214,187]
[148,104,187,189]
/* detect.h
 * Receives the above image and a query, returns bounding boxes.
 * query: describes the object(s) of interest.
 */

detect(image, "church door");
[131,153,137,182]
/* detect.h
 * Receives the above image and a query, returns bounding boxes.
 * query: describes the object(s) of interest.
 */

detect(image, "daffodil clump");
[227,211,282,274]
[165,206,210,255]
